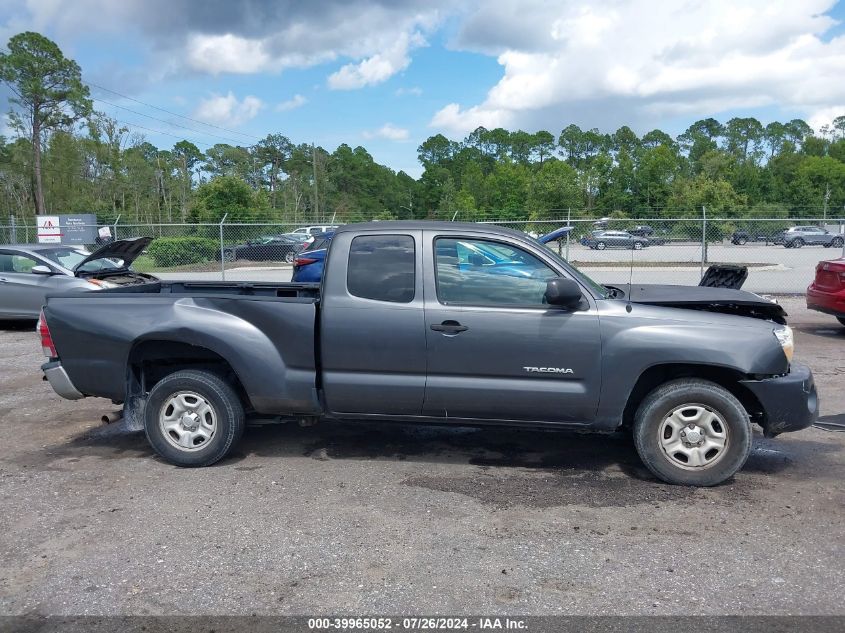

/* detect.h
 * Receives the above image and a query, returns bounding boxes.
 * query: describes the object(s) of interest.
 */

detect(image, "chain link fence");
[2,215,844,293]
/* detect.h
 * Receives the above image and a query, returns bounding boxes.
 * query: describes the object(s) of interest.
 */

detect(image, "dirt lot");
[0,297,843,616]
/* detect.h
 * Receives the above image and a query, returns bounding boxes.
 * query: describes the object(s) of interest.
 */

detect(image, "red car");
[807,257,845,327]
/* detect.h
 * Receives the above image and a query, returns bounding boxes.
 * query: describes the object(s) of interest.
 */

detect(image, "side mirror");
[545,277,583,309]
[31,265,54,275]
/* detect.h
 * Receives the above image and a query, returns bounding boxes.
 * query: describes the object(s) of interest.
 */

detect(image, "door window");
[0,252,39,273]
[347,234,415,303]
[434,237,558,306]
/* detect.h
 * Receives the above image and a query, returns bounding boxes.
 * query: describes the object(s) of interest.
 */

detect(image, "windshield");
[39,248,124,272]
[534,239,609,298]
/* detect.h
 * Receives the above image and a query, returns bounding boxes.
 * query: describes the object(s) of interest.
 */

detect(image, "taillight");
[294,257,317,266]
[38,309,58,358]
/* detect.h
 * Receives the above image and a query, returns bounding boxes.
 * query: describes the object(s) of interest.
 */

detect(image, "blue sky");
[3,0,845,177]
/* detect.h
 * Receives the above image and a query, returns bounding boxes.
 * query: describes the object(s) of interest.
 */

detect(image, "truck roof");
[334,221,528,239]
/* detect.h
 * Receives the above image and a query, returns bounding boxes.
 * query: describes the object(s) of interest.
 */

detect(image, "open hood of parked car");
[612,284,787,323]
[537,226,575,244]
[72,237,153,272]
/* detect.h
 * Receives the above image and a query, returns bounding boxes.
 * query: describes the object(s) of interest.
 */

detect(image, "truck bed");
[44,280,321,414]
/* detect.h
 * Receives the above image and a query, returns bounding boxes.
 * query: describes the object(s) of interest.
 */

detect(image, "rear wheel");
[791,238,804,248]
[737,238,747,245]
[284,251,295,264]
[596,242,607,250]
[633,241,644,250]
[633,379,752,486]
[222,249,236,262]
[831,237,844,248]
[144,369,245,467]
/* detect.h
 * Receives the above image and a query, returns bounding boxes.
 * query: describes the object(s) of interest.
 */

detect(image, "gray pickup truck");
[39,222,817,486]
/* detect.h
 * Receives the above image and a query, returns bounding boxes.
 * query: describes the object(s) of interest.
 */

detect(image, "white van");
[292,225,338,236]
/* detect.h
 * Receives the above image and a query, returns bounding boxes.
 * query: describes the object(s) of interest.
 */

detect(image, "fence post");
[219,213,228,281]
[9,214,16,243]
[565,207,571,260]
[113,214,121,241]
[700,205,707,278]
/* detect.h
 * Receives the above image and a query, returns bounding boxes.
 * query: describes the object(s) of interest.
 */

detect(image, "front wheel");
[144,369,245,467]
[222,249,236,262]
[633,241,643,250]
[596,242,607,250]
[831,237,844,248]
[633,379,752,486]
[791,239,804,248]
[284,251,295,264]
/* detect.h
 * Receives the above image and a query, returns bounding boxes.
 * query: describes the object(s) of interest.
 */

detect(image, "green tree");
[0,32,92,215]
[192,175,267,223]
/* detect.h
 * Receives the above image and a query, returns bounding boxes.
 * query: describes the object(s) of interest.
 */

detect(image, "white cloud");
[363,123,411,141]
[186,34,275,74]
[433,0,845,134]
[328,31,425,89]
[807,105,845,134]
[395,86,423,97]
[193,92,265,127]
[275,94,308,112]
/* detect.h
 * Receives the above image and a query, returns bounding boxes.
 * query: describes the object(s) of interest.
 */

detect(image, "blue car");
[291,231,334,282]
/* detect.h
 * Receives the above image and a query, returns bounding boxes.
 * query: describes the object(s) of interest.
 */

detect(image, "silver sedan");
[0,239,154,320]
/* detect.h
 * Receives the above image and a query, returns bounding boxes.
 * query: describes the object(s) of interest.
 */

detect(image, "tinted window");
[347,235,415,303]
[435,238,558,306]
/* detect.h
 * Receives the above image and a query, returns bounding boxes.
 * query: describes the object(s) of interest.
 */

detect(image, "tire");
[791,239,804,248]
[222,249,236,262]
[633,241,644,250]
[284,251,295,264]
[144,369,245,467]
[596,242,607,250]
[837,317,845,327]
[737,238,747,246]
[632,379,752,486]
[832,237,844,248]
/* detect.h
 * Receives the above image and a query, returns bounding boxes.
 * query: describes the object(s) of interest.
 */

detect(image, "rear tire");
[791,239,804,248]
[633,241,643,250]
[633,379,752,486]
[144,369,245,467]
[596,242,607,250]
[737,238,747,245]
[284,251,295,264]
[832,237,844,248]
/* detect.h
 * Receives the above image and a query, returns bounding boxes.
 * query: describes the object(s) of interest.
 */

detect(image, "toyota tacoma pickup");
[39,222,817,486]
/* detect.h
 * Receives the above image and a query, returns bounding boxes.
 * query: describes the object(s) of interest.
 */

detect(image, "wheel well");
[621,363,765,430]
[127,340,251,410]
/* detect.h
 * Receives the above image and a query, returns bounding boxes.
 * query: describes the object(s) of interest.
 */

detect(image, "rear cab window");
[347,234,415,303]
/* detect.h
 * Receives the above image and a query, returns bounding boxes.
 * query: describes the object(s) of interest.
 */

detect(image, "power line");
[83,79,263,142]
[92,97,252,146]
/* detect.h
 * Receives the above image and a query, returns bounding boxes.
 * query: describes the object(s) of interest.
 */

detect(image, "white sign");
[37,216,62,244]
[98,226,112,239]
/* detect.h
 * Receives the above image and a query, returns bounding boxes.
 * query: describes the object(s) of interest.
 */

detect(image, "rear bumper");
[807,284,845,318]
[740,362,818,436]
[41,360,85,400]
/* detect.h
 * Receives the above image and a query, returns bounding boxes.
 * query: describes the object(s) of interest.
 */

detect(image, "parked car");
[40,221,814,486]
[730,230,776,245]
[291,225,339,237]
[779,226,844,249]
[220,235,301,263]
[0,238,155,320]
[292,231,334,282]
[282,232,311,246]
[583,230,649,250]
[807,257,845,327]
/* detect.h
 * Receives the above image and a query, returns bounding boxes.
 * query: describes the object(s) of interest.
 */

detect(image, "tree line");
[2,31,845,228]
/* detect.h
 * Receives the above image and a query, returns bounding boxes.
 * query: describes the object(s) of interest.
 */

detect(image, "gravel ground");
[0,297,843,616]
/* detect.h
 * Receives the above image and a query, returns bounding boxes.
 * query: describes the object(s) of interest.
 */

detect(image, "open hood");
[73,237,153,272]
[537,226,575,244]
[613,284,787,323]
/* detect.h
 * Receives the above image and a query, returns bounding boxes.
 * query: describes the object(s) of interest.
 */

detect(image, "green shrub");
[146,237,219,267]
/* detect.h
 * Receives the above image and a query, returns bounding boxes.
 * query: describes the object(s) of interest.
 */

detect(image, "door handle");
[430,320,468,334]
